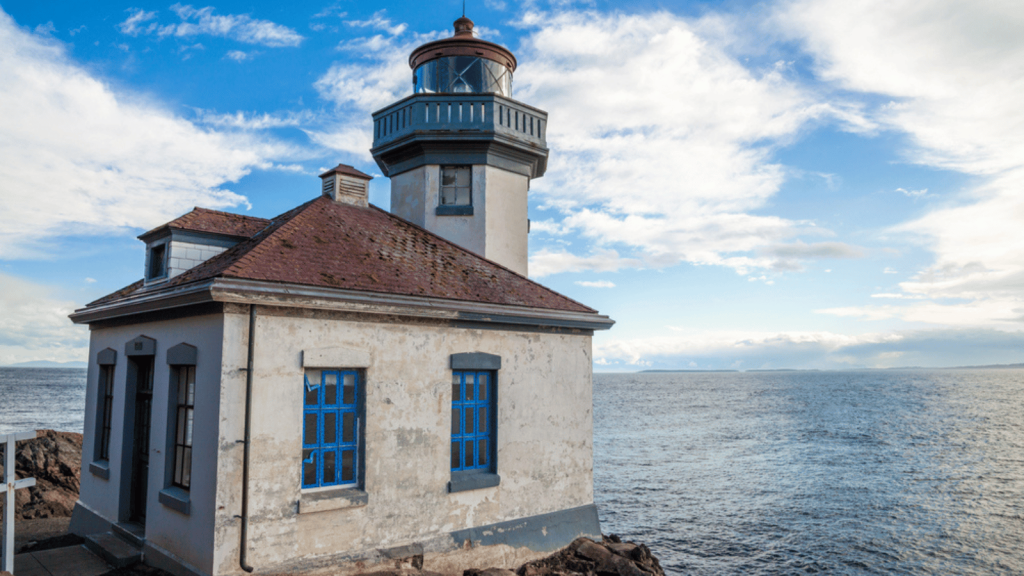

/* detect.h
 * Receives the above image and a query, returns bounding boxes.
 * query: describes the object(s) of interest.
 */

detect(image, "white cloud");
[345,10,407,37]
[0,8,299,258]
[0,273,88,365]
[896,187,927,198]
[777,0,1024,329]
[118,8,158,36]
[225,49,252,61]
[594,328,1024,370]
[193,108,312,130]
[509,10,847,277]
[883,267,898,274]
[34,21,56,35]
[311,28,446,158]
[119,4,304,47]
[530,248,642,278]
[575,280,615,288]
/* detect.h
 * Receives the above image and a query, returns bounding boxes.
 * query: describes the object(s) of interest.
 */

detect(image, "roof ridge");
[220,197,324,278]
[186,206,270,222]
[367,205,597,314]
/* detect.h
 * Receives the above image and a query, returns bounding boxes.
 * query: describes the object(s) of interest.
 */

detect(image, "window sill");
[299,487,368,514]
[159,486,191,515]
[436,205,473,216]
[88,460,110,480]
[449,471,500,493]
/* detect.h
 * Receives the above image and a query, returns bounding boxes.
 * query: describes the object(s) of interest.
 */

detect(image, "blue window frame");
[451,371,493,471]
[302,370,359,489]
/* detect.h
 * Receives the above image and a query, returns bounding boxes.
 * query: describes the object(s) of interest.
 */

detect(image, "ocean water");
[594,370,1024,575]
[2,368,1023,574]
[0,367,87,435]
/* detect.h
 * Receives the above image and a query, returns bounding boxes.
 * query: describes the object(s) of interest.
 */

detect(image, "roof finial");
[453,14,474,37]
[463,0,466,17]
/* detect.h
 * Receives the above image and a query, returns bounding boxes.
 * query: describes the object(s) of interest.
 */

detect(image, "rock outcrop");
[514,536,664,576]
[0,429,82,519]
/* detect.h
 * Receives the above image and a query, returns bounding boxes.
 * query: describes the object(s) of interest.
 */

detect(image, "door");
[129,357,154,523]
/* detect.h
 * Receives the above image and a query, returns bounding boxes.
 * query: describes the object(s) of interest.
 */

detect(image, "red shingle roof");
[107,197,595,314]
[138,207,271,240]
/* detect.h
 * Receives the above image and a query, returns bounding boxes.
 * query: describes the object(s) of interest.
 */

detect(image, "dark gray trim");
[450,503,601,553]
[158,486,191,515]
[69,501,113,537]
[97,348,117,365]
[72,277,615,331]
[167,342,198,365]
[144,541,209,576]
[299,488,368,514]
[372,136,547,179]
[451,321,595,335]
[457,311,611,331]
[89,460,110,480]
[450,352,502,370]
[435,205,474,216]
[448,471,500,493]
[125,335,156,357]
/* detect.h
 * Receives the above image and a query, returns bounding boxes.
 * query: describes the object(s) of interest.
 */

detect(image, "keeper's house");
[68,17,614,576]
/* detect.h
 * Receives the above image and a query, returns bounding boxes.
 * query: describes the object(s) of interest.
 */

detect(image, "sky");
[1,0,1023,371]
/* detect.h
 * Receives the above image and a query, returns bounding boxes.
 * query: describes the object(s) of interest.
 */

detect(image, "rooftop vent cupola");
[320,164,373,207]
[410,17,516,97]
[371,17,547,277]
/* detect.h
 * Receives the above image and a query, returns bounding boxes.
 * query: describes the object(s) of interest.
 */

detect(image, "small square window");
[440,166,471,206]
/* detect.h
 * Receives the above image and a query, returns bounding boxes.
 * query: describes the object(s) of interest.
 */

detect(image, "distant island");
[637,363,1024,373]
[3,360,88,368]
[640,369,740,373]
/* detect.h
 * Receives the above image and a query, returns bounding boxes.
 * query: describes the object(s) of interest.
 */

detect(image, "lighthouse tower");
[371,17,548,277]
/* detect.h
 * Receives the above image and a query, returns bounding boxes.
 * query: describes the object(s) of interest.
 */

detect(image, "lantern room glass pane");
[414,57,512,97]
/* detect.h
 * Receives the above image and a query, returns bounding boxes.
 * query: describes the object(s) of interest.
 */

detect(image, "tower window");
[440,166,472,206]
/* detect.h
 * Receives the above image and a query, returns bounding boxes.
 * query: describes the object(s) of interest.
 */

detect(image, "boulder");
[0,430,82,519]
[516,536,664,576]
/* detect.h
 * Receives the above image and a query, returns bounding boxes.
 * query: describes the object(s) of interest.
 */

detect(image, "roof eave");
[70,277,615,331]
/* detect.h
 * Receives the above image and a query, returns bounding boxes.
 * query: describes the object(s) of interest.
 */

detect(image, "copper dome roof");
[409,17,517,72]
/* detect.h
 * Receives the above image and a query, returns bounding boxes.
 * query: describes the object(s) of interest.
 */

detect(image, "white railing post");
[2,430,37,574]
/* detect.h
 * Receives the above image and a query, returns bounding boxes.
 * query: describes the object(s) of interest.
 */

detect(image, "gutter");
[239,304,256,573]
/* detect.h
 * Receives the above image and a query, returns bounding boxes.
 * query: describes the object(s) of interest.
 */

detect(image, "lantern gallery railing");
[371,93,547,150]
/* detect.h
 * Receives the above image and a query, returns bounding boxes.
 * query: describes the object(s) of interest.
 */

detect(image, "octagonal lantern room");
[409,17,516,96]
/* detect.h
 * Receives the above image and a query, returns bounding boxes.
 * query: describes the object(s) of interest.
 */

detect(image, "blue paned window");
[302,370,359,489]
[451,371,493,471]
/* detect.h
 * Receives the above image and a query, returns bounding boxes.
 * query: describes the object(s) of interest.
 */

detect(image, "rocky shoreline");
[3,431,664,576]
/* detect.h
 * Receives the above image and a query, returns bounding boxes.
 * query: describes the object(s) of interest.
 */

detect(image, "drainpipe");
[239,304,257,573]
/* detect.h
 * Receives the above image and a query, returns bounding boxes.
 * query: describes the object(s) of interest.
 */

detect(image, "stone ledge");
[436,205,474,216]
[158,486,191,515]
[448,471,500,493]
[88,461,110,480]
[299,487,369,514]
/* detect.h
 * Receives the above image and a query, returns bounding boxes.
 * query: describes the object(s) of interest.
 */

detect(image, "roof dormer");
[138,208,270,285]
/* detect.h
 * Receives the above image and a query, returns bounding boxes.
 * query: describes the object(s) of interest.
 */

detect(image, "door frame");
[119,335,157,526]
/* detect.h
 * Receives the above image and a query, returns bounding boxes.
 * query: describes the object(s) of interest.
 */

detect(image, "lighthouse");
[371,17,548,277]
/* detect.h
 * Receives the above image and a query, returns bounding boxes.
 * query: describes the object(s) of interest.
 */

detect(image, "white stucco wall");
[212,309,594,575]
[482,166,528,276]
[76,314,225,574]
[388,164,529,275]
